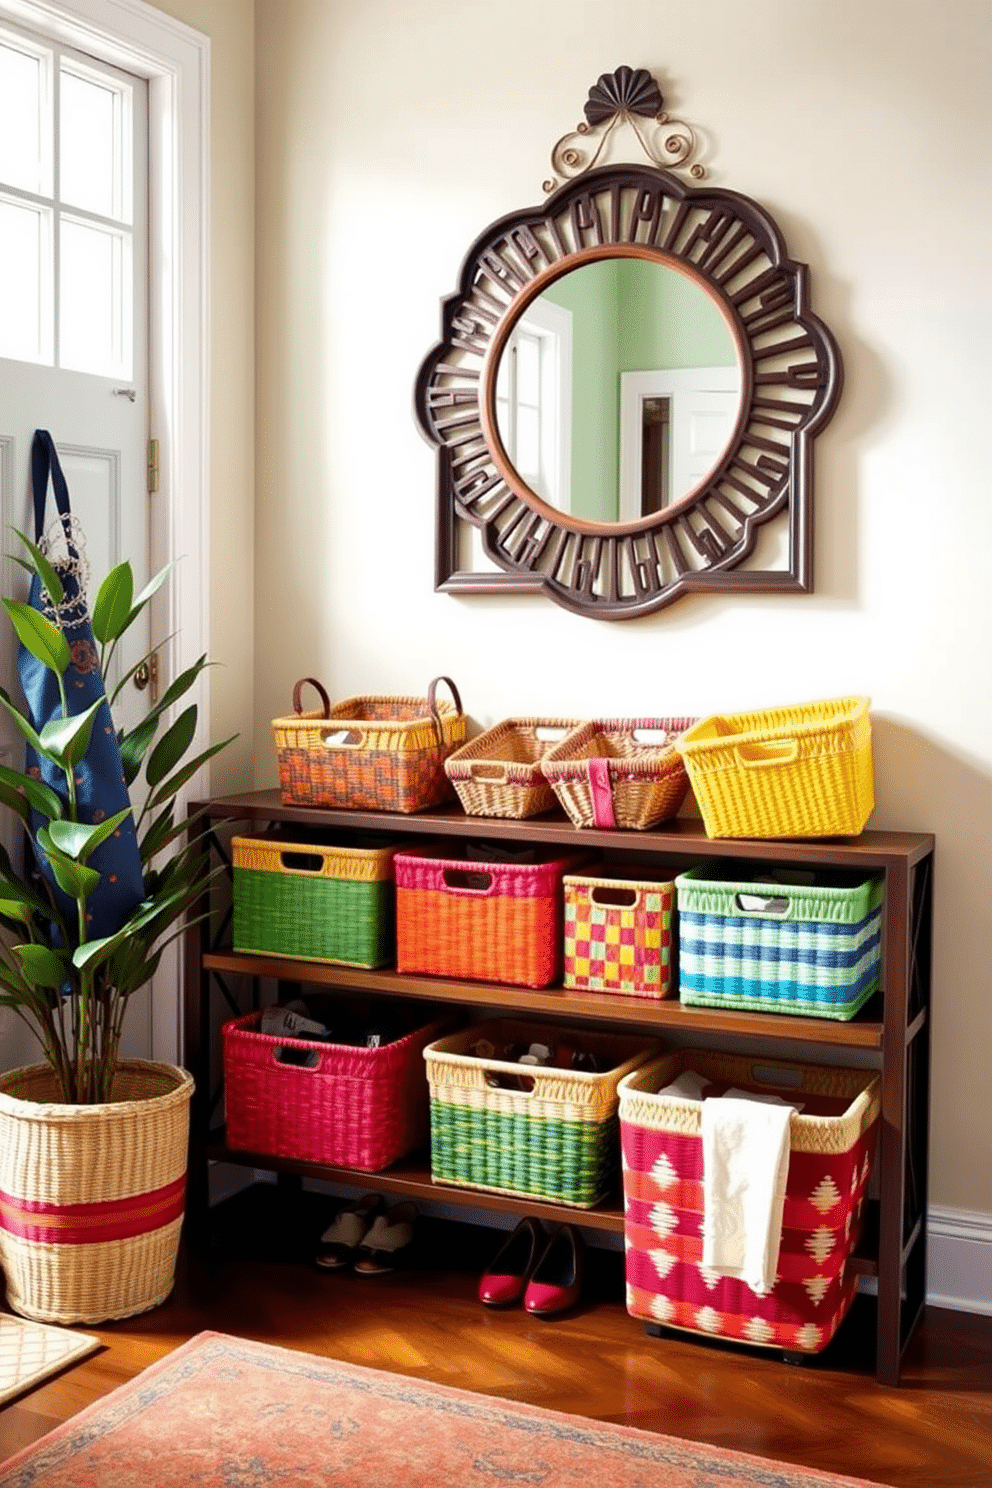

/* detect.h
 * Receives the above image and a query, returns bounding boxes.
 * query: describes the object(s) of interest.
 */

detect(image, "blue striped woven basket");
[675,865,883,1020]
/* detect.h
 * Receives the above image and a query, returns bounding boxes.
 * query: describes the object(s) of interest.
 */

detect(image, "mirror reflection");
[494,258,742,523]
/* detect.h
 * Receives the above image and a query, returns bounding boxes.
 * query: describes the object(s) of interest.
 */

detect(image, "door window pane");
[0,196,52,363]
[60,217,131,376]
[60,66,129,220]
[0,38,50,195]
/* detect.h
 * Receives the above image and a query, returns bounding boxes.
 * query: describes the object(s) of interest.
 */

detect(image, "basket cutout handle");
[279,850,326,875]
[631,727,671,745]
[319,726,365,749]
[749,1063,804,1091]
[590,884,638,909]
[735,739,799,769]
[272,1044,321,1069]
[426,675,463,747]
[735,891,791,917]
[468,762,507,783]
[442,866,493,894]
[292,677,331,718]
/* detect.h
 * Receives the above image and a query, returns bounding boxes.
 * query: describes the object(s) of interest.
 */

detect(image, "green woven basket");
[424,1020,658,1208]
[232,835,397,969]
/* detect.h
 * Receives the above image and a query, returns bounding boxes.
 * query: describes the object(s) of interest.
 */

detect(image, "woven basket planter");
[0,1061,193,1325]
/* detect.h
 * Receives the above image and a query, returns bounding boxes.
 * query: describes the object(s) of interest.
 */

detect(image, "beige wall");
[148,0,255,794]
[251,0,992,1219]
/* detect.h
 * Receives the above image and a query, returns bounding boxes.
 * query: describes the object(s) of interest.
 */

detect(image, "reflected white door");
[0,19,151,1068]
[619,366,740,519]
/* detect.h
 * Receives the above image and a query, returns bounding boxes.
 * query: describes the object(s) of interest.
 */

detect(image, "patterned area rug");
[0,1314,99,1407]
[0,1330,885,1487]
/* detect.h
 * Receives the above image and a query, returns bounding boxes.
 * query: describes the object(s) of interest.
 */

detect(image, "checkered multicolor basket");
[674,697,874,839]
[273,676,465,813]
[619,1050,880,1353]
[675,864,884,1020]
[232,834,398,968]
[563,867,678,999]
[424,1020,658,1207]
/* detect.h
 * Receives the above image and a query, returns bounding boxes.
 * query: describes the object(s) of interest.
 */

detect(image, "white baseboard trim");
[927,1206,992,1316]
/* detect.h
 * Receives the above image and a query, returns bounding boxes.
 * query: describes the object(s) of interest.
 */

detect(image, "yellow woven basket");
[674,696,874,839]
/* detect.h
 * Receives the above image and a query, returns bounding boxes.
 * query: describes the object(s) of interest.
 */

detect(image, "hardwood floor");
[1,1189,990,1487]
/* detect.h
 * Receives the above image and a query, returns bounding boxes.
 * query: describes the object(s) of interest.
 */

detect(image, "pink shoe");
[478,1217,545,1307]
[523,1225,584,1317]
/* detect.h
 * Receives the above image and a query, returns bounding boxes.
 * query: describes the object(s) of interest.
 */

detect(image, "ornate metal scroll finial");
[543,65,704,192]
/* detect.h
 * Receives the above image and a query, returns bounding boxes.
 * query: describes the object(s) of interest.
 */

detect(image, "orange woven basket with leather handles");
[273,675,465,813]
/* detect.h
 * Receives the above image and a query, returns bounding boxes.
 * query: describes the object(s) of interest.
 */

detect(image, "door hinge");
[147,438,160,494]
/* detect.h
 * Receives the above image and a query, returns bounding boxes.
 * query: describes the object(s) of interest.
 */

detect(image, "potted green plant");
[0,533,232,1324]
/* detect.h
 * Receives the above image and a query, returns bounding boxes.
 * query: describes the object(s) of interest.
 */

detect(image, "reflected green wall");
[542,260,736,521]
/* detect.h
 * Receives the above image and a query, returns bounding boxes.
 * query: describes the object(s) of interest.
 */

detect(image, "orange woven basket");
[273,675,465,813]
[394,845,586,988]
[540,717,697,830]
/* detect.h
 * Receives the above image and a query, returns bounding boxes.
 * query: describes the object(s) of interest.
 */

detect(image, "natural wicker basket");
[425,1020,658,1207]
[0,1061,193,1325]
[674,697,874,839]
[273,675,465,812]
[619,1050,880,1353]
[444,717,580,820]
[540,717,697,830]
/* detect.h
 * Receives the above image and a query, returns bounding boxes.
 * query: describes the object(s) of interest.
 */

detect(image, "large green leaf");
[36,828,101,899]
[46,807,133,863]
[3,599,69,675]
[0,687,46,757]
[145,705,198,789]
[146,734,237,811]
[39,698,103,768]
[0,762,64,822]
[124,562,172,628]
[91,562,134,644]
[14,942,69,990]
[9,528,65,608]
[119,713,159,786]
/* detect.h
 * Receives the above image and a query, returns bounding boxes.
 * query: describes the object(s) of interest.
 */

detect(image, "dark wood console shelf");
[184,789,933,1386]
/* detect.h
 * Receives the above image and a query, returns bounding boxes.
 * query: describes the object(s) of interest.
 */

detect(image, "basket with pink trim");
[540,718,697,830]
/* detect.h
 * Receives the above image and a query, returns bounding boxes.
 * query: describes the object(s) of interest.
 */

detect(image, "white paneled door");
[0,16,153,1067]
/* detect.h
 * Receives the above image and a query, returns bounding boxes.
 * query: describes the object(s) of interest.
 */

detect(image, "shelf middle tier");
[203,951,885,1049]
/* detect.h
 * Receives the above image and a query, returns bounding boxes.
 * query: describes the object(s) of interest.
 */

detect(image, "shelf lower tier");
[203,951,885,1049]
[204,1134,880,1277]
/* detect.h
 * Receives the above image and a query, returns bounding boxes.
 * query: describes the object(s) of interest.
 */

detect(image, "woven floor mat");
[0,1313,99,1407]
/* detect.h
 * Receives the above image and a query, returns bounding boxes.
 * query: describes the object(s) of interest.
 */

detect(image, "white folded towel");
[701,1092,793,1296]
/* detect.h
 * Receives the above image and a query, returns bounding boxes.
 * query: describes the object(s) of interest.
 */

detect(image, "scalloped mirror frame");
[415,69,843,621]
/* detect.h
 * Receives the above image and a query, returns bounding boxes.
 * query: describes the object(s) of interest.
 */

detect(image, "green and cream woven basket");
[424,1021,657,1208]
[232,834,398,968]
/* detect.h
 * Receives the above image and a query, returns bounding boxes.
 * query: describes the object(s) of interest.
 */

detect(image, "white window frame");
[497,296,572,509]
[619,365,739,520]
[0,0,210,1064]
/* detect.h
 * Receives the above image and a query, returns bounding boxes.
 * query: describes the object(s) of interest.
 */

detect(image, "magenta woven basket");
[222,1010,446,1171]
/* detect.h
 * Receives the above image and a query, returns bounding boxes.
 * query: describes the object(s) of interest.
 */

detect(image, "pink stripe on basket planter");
[0,1173,186,1245]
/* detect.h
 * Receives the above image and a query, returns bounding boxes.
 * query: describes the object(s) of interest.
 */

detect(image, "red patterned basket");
[272,675,465,812]
[618,1050,880,1354]
[394,846,586,988]
[223,1010,446,1171]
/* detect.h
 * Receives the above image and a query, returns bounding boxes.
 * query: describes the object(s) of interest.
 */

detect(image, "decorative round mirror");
[415,67,842,620]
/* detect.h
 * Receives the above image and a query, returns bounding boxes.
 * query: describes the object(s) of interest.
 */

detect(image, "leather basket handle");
[292,677,331,718]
